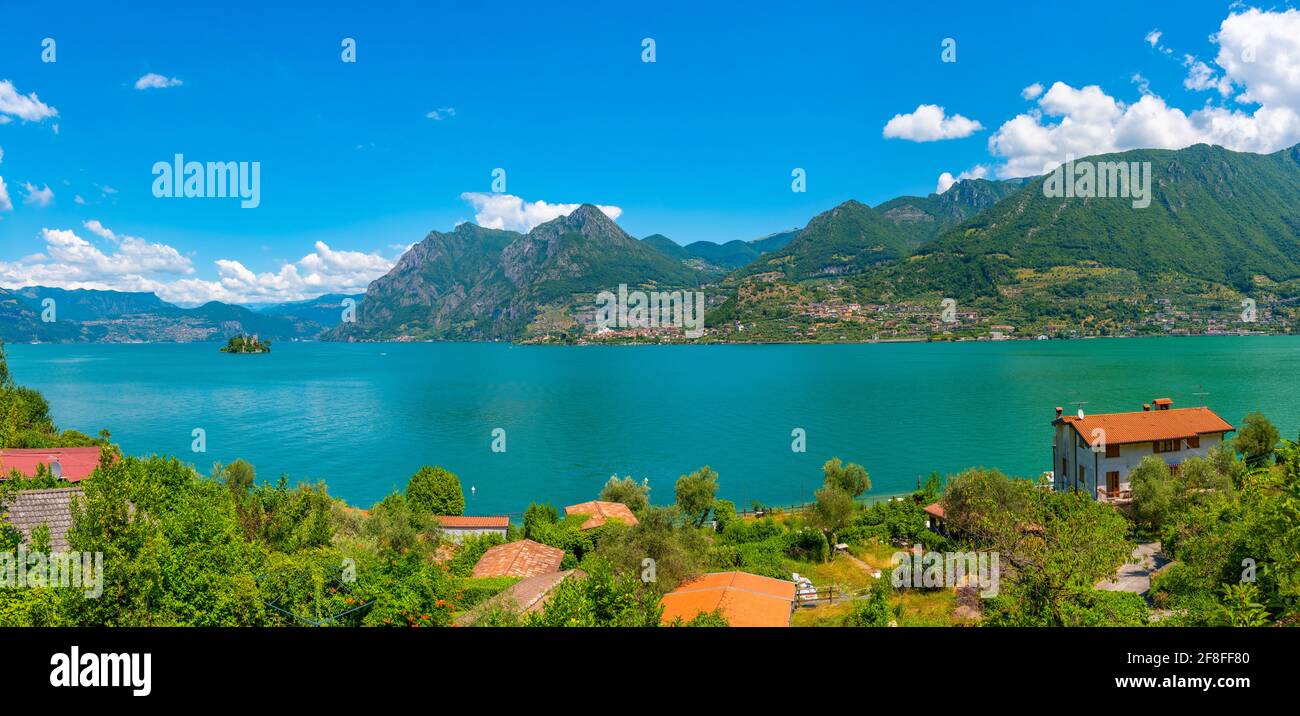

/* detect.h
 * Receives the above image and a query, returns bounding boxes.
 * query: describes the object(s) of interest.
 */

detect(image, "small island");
[219,334,271,354]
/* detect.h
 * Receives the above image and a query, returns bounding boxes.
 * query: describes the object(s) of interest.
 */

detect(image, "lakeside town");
[3,336,1296,628]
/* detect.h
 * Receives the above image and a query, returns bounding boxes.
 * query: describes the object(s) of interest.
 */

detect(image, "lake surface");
[7,337,1300,515]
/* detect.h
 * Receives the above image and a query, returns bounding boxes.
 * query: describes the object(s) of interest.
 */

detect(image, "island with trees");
[219,334,271,354]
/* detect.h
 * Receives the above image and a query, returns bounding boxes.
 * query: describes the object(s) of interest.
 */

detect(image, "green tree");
[811,485,856,551]
[843,582,894,626]
[522,502,558,539]
[1236,412,1280,468]
[599,474,650,513]
[406,465,464,516]
[823,457,871,497]
[1130,456,1176,533]
[1217,582,1269,627]
[675,466,719,527]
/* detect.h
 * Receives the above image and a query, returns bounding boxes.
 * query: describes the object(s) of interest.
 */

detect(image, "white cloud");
[0,177,11,212]
[1021,83,1044,101]
[935,165,989,194]
[1183,56,1232,96]
[21,182,54,207]
[882,104,984,141]
[74,194,85,205]
[459,192,622,233]
[0,222,394,305]
[0,223,193,291]
[134,73,182,90]
[426,107,456,120]
[986,9,1300,180]
[0,80,58,122]
[982,10,1300,176]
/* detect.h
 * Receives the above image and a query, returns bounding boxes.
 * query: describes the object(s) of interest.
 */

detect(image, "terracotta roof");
[0,448,104,483]
[660,571,797,627]
[471,539,565,578]
[923,502,946,519]
[436,515,509,529]
[1057,406,1233,445]
[564,500,639,530]
[1,487,83,550]
[455,569,586,625]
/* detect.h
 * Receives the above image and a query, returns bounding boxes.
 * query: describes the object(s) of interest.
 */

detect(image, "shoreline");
[6,331,1289,348]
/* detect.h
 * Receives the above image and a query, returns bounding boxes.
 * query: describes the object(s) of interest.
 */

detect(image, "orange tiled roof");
[471,539,564,579]
[564,500,639,530]
[1058,406,1233,445]
[660,571,797,627]
[923,502,945,519]
[436,515,509,529]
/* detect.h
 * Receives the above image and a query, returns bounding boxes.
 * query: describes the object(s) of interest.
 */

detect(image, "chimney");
[1055,406,1063,418]
[1153,397,1172,410]
[1143,404,1151,412]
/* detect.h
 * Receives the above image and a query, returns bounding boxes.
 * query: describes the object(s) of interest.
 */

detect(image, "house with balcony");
[1050,398,1235,503]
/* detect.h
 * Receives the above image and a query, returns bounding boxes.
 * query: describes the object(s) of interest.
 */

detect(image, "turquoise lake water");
[7,337,1300,514]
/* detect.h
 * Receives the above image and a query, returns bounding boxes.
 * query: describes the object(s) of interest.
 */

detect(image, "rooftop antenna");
[1069,398,1088,420]
[1193,384,1210,407]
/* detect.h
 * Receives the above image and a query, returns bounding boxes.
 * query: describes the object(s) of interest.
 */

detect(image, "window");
[1105,444,1120,458]
[1187,435,1200,449]
[1153,439,1180,453]
[1078,466,1086,484]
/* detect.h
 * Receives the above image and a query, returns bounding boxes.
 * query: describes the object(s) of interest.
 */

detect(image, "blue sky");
[2,1,1298,304]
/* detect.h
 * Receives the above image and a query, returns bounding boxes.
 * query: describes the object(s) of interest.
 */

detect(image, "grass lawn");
[785,538,959,627]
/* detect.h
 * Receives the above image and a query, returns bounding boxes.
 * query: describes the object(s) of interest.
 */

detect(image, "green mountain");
[713,142,1300,341]
[639,227,802,274]
[910,144,1300,292]
[332,205,701,341]
[875,177,1032,248]
[734,199,913,281]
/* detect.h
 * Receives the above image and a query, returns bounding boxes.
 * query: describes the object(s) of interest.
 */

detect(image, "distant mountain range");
[0,286,362,343]
[7,142,1299,344]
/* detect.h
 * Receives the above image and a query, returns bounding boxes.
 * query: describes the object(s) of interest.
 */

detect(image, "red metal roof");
[0,447,104,483]
[1057,406,1234,445]
[435,515,509,529]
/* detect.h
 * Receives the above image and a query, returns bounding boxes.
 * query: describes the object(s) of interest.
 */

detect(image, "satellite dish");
[50,458,62,480]
[1077,408,1085,419]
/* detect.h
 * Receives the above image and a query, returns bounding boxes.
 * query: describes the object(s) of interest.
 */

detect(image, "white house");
[434,515,509,542]
[1051,397,1235,502]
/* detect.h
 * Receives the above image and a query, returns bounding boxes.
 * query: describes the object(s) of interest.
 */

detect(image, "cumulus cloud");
[426,107,456,120]
[986,9,1300,178]
[1021,83,1044,101]
[0,80,58,122]
[935,165,989,194]
[0,177,11,212]
[883,104,984,141]
[459,192,622,233]
[134,73,182,90]
[21,182,54,207]
[0,222,394,305]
